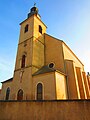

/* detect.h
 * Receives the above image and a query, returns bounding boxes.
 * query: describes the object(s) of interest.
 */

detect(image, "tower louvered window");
[39,25,42,34]
[24,24,28,33]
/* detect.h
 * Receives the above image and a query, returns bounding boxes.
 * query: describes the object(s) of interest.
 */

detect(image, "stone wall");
[0,100,90,120]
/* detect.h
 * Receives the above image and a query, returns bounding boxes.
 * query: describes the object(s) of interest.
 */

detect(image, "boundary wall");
[0,100,90,120]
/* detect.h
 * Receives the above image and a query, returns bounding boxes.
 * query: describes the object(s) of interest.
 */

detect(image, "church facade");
[0,6,90,100]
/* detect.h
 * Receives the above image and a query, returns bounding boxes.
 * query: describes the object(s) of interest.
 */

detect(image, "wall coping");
[0,99,90,102]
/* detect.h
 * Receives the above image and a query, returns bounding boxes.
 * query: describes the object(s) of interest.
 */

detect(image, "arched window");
[24,24,28,33]
[39,25,42,34]
[5,87,10,100]
[21,55,26,68]
[37,83,43,100]
[17,89,23,100]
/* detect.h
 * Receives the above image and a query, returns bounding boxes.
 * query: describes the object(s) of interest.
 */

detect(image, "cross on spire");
[34,2,36,7]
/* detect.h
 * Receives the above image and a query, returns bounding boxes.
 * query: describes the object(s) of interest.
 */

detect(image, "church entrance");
[17,89,23,100]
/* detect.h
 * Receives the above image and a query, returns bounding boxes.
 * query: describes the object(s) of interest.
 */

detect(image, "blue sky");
[0,0,90,88]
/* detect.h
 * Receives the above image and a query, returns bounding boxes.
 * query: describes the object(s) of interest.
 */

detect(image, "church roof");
[1,78,13,83]
[32,65,56,76]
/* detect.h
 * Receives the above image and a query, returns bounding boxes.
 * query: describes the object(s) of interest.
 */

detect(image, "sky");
[0,0,90,88]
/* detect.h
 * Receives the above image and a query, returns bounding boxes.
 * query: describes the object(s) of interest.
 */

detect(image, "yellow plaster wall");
[19,16,34,43]
[33,15,47,38]
[82,72,90,98]
[87,75,90,97]
[45,34,65,73]
[65,60,79,99]
[15,38,33,70]
[0,81,12,100]
[31,15,46,73]
[32,66,39,75]
[0,100,90,120]
[76,67,85,99]
[32,72,56,100]
[0,67,33,100]
[32,36,45,73]
[55,72,67,99]
[11,67,33,100]
[63,43,84,70]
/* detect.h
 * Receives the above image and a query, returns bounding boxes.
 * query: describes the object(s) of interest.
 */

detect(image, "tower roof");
[28,5,40,18]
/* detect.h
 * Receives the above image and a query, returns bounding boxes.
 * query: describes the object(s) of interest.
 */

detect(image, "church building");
[0,6,90,100]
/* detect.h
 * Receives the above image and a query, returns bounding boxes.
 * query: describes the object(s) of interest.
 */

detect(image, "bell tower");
[11,6,47,100]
